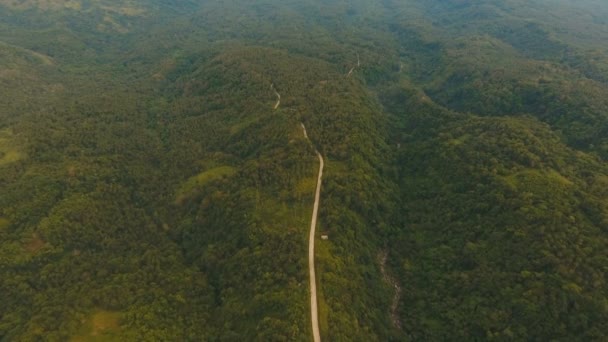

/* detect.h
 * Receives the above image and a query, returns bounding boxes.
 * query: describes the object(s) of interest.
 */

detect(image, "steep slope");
[376,0,608,339]
[383,86,608,338]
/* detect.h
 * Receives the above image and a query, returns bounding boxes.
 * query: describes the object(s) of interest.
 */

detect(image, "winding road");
[271,83,281,109]
[346,52,360,78]
[301,123,323,342]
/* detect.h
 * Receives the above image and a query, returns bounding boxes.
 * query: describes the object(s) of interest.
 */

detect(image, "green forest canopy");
[1,0,608,340]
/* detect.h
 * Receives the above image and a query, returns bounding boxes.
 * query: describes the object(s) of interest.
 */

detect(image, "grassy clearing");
[98,16,128,34]
[0,149,23,165]
[176,166,236,202]
[254,195,312,234]
[295,177,316,199]
[70,310,122,342]
[503,169,573,190]
[229,115,261,135]
[447,134,470,147]
[0,217,9,230]
[0,129,24,166]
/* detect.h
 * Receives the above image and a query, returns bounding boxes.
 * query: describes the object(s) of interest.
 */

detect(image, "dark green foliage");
[390,112,608,340]
[378,1,608,339]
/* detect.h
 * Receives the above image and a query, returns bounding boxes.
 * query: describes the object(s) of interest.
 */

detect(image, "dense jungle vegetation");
[1,0,608,340]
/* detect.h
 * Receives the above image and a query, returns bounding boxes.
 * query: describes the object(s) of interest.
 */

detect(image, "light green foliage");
[502,169,573,190]
[70,310,122,342]
[176,166,236,202]
[0,130,23,166]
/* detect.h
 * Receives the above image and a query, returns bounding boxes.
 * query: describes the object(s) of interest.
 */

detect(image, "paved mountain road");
[271,83,281,109]
[301,122,322,342]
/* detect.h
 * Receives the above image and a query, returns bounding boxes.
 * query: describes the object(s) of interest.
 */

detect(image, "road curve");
[302,123,322,342]
[271,83,281,109]
[346,67,355,78]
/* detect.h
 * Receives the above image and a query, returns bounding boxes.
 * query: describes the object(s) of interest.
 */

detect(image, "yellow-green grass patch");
[176,166,236,202]
[229,115,261,135]
[295,177,316,198]
[446,133,471,147]
[501,169,573,193]
[97,15,129,33]
[324,160,347,174]
[70,310,122,342]
[0,149,23,165]
[0,217,9,230]
[0,129,24,166]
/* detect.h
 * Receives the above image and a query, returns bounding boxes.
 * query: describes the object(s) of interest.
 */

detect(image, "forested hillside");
[1,0,608,340]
